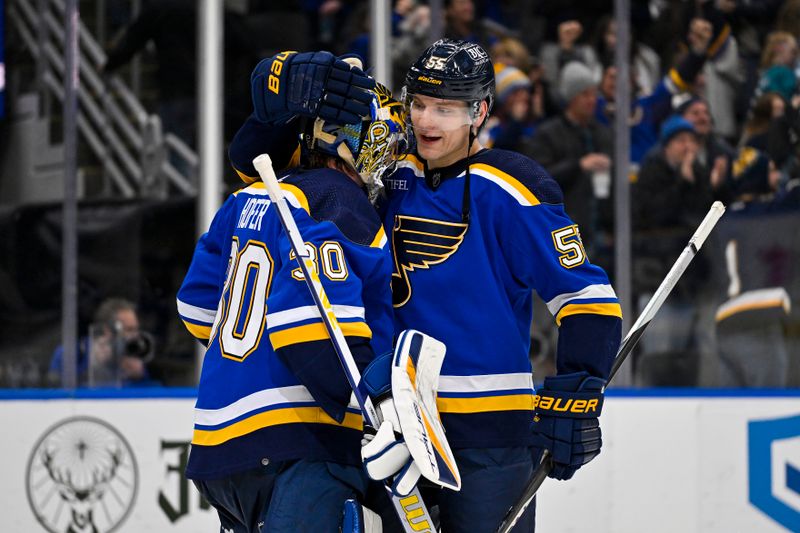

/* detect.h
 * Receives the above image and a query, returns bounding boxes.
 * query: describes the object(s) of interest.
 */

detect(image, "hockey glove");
[531,371,605,481]
[359,352,421,497]
[250,51,376,126]
[360,330,460,496]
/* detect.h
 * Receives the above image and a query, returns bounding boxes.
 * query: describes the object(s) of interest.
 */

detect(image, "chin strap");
[461,129,475,224]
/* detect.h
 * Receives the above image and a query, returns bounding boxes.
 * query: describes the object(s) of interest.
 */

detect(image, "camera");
[122,332,155,361]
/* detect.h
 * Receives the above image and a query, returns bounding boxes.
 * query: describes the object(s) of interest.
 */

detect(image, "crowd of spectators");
[320,0,800,387]
[5,0,800,388]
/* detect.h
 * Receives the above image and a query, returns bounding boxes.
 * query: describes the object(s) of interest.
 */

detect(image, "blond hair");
[760,31,798,69]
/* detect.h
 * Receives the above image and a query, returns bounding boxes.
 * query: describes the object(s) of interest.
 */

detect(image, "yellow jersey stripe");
[400,154,425,170]
[707,24,731,58]
[370,226,388,248]
[555,302,623,326]
[437,394,534,414]
[715,299,788,322]
[192,406,363,446]
[470,163,541,206]
[279,182,311,214]
[269,321,372,350]
[669,68,689,92]
[183,320,211,340]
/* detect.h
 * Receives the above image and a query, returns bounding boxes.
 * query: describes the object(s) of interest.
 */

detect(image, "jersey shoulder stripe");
[235,181,311,212]
[398,154,425,172]
[469,163,541,207]
[473,149,563,205]
[235,172,386,248]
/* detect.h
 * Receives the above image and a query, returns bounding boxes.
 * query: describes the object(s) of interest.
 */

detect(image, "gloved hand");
[359,351,421,497]
[250,51,376,126]
[361,396,422,497]
[531,371,605,480]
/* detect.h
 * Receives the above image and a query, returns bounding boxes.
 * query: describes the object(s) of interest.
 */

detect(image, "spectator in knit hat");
[631,115,717,387]
[522,61,614,269]
[673,95,734,204]
[481,64,536,152]
[635,115,715,232]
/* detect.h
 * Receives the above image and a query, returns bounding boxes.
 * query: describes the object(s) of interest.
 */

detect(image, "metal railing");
[8,0,198,198]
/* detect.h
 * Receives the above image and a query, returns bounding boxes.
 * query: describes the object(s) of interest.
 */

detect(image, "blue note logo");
[749,414,800,531]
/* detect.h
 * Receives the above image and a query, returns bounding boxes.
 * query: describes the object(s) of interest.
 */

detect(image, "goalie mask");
[302,82,408,202]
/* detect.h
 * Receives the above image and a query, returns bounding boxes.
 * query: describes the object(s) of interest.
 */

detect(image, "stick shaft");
[496,201,726,533]
[253,154,437,533]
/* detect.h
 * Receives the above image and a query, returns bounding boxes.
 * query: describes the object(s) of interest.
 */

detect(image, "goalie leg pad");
[391,329,461,491]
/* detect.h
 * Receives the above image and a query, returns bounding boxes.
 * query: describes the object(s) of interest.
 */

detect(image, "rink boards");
[0,388,798,533]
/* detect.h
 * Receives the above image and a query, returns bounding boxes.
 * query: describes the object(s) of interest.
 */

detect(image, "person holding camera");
[49,298,160,387]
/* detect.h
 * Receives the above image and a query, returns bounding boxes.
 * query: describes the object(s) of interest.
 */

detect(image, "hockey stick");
[253,154,437,533]
[496,201,726,533]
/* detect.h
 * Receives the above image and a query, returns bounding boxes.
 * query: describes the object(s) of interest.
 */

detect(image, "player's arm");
[229,51,376,181]
[498,177,622,480]
[499,187,622,378]
[177,196,237,345]
[265,206,389,424]
[229,115,302,184]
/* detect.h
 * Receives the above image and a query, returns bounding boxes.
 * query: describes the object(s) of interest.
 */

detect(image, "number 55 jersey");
[381,148,622,449]
[177,167,393,480]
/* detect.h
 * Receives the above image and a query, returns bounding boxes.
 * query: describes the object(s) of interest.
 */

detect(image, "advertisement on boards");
[0,391,798,532]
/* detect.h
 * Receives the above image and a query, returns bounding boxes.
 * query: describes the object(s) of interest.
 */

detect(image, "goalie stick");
[496,201,727,533]
[252,154,437,533]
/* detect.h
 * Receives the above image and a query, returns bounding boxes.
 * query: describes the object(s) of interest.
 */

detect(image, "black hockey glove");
[531,371,605,480]
[250,51,376,126]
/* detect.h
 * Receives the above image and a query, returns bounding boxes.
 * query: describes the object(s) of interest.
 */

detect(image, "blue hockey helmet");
[403,39,496,117]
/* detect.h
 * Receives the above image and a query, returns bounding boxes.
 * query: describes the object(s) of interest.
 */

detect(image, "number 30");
[211,240,348,361]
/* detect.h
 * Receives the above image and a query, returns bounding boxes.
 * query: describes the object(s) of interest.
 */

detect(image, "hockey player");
[230,41,623,532]
[176,80,408,532]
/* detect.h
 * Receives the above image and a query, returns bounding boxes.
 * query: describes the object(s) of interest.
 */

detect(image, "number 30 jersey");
[382,148,622,449]
[177,167,393,480]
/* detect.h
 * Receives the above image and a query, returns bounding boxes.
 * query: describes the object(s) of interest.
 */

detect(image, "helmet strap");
[462,129,475,224]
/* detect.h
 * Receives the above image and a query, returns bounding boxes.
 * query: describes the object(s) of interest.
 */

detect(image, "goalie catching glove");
[531,371,606,480]
[361,330,461,497]
[250,51,376,126]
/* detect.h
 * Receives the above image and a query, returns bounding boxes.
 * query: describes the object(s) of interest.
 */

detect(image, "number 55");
[551,225,587,268]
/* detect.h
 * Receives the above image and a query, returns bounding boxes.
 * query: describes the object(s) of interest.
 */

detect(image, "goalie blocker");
[361,329,461,496]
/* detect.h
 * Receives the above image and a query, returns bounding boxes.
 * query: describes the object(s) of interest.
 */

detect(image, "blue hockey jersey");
[382,149,622,448]
[177,167,393,479]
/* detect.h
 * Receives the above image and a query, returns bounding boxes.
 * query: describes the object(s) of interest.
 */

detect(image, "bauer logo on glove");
[531,371,606,480]
[532,391,602,417]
